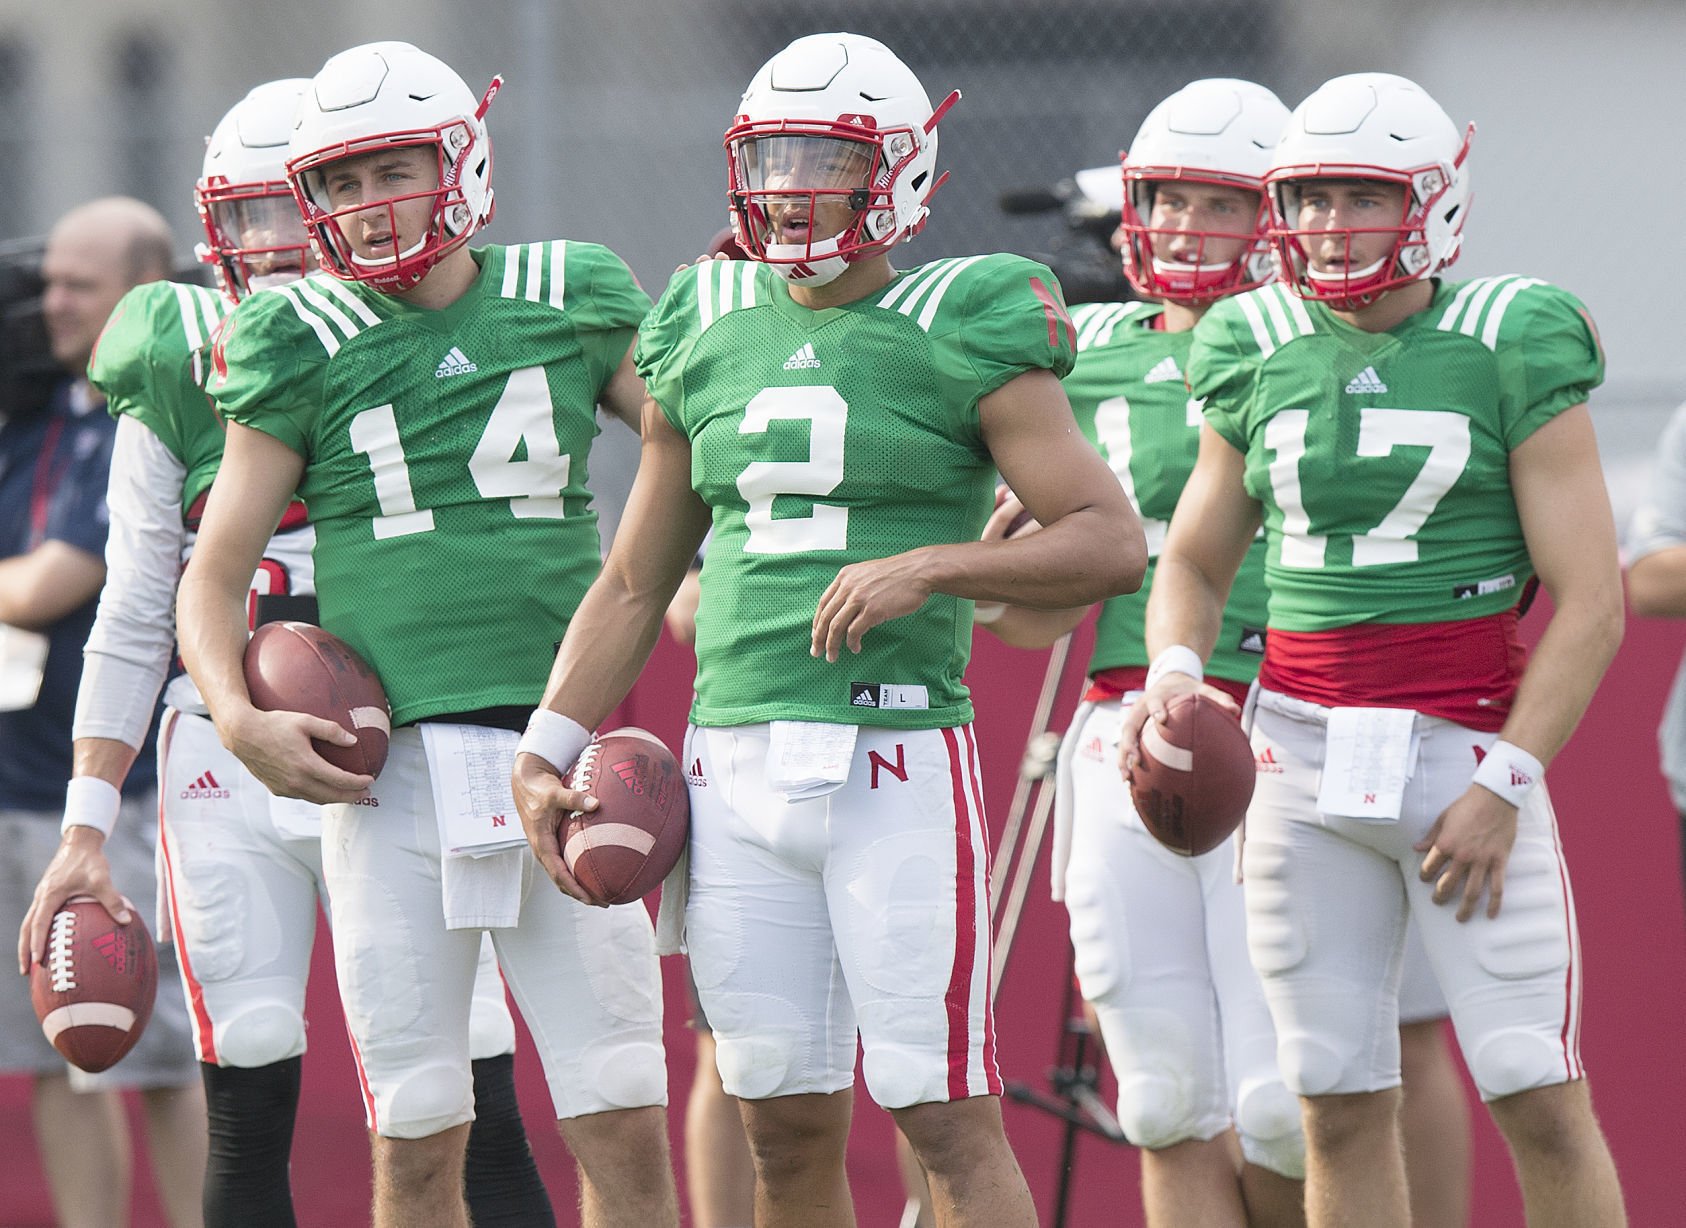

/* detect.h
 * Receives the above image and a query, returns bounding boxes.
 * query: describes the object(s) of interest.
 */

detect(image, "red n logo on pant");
[869,745,908,790]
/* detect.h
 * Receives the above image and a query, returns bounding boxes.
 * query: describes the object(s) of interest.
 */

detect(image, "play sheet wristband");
[1470,739,1544,808]
[61,776,122,838]
[517,708,592,776]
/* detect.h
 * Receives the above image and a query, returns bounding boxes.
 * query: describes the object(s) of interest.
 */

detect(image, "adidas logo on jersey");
[435,347,478,378]
[1237,627,1266,655]
[782,342,821,371]
[1144,356,1184,384]
[1343,366,1387,394]
[180,771,230,800]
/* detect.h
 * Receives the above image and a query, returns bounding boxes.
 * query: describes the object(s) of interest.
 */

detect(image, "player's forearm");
[977,601,1088,650]
[1143,553,1229,665]
[537,570,671,731]
[1499,581,1623,767]
[176,567,259,738]
[1627,547,1686,617]
[919,504,1143,610]
[71,738,142,790]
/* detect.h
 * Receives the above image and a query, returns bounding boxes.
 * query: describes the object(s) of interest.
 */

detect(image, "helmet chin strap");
[764,239,851,287]
[1307,254,1389,284]
[349,232,431,269]
[1153,256,1234,277]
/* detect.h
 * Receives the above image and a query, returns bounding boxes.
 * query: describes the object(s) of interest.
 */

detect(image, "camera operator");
[998,167,1129,305]
[2,196,207,1228]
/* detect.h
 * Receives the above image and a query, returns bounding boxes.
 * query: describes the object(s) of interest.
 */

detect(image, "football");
[243,621,391,777]
[563,727,689,906]
[1129,692,1256,857]
[30,897,158,1073]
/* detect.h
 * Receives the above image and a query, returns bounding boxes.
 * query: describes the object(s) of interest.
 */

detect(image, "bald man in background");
[3,196,207,1228]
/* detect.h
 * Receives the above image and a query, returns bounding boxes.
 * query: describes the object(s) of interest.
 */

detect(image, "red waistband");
[1084,665,1250,706]
[1258,611,1525,732]
[185,491,308,533]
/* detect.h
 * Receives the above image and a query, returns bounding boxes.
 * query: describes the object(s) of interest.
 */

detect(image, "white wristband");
[1470,739,1544,808]
[1145,644,1204,691]
[61,776,122,839]
[517,708,592,775]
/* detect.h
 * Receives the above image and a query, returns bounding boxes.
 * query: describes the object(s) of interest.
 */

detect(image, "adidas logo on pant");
[180,770,231,800]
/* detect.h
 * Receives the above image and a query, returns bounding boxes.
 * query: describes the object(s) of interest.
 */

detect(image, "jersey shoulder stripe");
[1072,300,1153,351]
[496,240,570,309]
[171,283,229,353]
[268,274,385,358]
[1232,283,1315,358]
[693,258,761,330]
[875,255,988,332]
[1435,274,1550,351]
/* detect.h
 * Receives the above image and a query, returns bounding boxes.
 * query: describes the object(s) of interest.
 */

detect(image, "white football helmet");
[1118,79,1289,302]
[726,33,959,286]
[195,79,311,300]
[287,41,500,292]
[1266,73,1473,307]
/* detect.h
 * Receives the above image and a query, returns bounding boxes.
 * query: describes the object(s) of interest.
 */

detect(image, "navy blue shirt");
[0,380,157,810]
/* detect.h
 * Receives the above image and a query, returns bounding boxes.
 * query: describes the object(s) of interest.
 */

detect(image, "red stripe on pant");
[157,709,219,1065]
[962,724,1001,1093]
[942,726,995,1099]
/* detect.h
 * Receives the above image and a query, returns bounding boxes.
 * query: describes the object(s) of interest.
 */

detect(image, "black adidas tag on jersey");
[849,683,880,708]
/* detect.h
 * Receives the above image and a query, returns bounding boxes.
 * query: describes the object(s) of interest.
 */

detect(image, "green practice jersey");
[638,255,1077,729]
[1064,301,1267,684]
[1189,276,1603,631]
[210,242,648,724]
[89,281,232,517]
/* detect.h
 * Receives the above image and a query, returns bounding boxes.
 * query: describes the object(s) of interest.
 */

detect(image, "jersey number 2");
[737,385,849,554]
[1265,408,1470,568]
[348,366,570,540]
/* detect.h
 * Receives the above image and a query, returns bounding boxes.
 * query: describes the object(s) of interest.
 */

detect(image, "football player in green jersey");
[512,32,1143,1228]
[20,79,556,1228]
[176,44,676,1228]
[1124,73,1627,1227]
[984,79,1309,1228]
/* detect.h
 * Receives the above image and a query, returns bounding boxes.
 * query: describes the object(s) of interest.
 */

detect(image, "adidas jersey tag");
[848,682,928,710]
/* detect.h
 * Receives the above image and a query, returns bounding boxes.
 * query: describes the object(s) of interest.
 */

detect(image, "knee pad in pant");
[381,1062,475,1140]
[1234,1074,1306,1180]
[1115,1067,1200,1151]
[211,1001,308,1069]
[1468,1028,1572,1101]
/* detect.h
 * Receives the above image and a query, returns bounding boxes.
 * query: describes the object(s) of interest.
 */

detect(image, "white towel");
[654,840,690,956]
[441,846,526,931]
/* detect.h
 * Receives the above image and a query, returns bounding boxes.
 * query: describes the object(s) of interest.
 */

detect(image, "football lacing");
[566,738,602,819]
[47,910,77,993]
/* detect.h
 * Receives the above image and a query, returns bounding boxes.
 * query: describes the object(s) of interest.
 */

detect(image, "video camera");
[0,237,56,418]
[999,167,1129,306]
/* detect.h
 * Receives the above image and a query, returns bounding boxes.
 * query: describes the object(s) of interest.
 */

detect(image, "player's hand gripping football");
[1117,674,1240,783]
[511,752,606,907]
[224,706,372,805]
[1415,786,1519,921]
[17,830,130,974]
[811,551,936,662]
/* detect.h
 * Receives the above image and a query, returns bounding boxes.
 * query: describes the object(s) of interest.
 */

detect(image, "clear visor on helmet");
[199,182,311,297]
[733,135,878,247]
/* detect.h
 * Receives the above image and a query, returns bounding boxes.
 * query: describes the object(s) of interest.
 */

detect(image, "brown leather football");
[1130,693,1256,857]
[563,727,689,905]
[31,897,158,1073]
[243,621,391,777]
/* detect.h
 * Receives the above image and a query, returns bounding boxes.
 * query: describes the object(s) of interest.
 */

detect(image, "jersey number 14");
[347,366,571,539]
